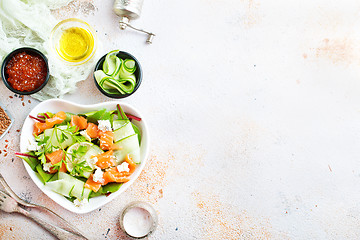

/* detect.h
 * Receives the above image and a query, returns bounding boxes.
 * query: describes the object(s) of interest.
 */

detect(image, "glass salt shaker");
[119,201,158,239]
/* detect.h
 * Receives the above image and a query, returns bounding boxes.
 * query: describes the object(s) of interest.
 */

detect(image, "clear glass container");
[119,201,158,239]
[50,18,97,66]
[0,102,13,141]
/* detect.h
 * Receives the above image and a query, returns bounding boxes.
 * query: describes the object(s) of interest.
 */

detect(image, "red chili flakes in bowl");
[5,52,47,92]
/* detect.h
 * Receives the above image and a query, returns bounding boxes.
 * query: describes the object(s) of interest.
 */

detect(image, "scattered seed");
[16,129,20,132]
[0,106,11,136]
[5,140,8,142]
[28,100,31,103]
[22,102,25,106]
[4,153,7,157]
[9,96,13,99]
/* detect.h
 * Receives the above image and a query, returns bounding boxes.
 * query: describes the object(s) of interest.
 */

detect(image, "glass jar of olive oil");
[50,18,97,65]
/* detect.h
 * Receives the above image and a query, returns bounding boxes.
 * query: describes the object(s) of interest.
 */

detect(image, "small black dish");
[1,47,50,95]
[94,51,142,99]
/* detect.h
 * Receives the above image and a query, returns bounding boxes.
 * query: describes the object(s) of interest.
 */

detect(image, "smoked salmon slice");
[99,131,114,151]
[102,167,130,185]
[95,150,116,169]
[86,122,99,138]
[45,149,67,173]
[46,111,66,128]
[85,174,102,192]
[33,122,48,136]
[124,154,136,174]
[70,115,88,131]
[33,111,67,136]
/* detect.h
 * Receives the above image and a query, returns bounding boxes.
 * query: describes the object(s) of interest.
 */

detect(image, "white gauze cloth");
[0,0,100,101]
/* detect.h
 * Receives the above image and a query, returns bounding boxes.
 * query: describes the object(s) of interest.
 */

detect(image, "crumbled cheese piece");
[117,162,130,173]
[43,162,52,172]
[27,139,43,151]
[98,120,112,132]
[93,167,104,183]
[80,130,91,142]
[74,198,89,208]
[87,156,97,168]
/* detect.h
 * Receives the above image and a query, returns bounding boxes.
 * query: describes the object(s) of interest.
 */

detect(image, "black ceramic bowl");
[1,47,49,95]
[94,51,142,99]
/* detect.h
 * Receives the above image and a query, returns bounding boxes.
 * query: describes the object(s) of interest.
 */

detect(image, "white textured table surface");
[1,0,360,239]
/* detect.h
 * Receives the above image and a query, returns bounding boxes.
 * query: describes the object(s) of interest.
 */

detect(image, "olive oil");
[58,27,94,62]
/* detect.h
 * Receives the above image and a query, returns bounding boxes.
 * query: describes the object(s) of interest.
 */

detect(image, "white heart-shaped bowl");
[20,99,150,214]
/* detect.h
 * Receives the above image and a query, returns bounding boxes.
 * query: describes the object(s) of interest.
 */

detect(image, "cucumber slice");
[113,148,140,165]
[113,122,135,142]
[82,188,92,200]
[113,134,141,164]
[44,127,75,149]
[112,119,129,130]
[117,59,136,79]
[58,172,84,199]
[53,172,89,200]
[70,182,84,199]
[81,172,90,179]
[117,74,136,94]
[67,142,93,155]
[94,70,109,84]
[66,142,93,163]
[102,78,126,94]
[129,148,140,164]
[124,59,136,73]
[103,55,115,75]
[102,50,120,75]
[82,145,103,169]
[103,54,122,76]
[46,179,71,197]
[66,142,101,178]
[97,59,137,95]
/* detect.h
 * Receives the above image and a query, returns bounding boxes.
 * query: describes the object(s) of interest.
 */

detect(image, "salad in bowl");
[17,100,149,213]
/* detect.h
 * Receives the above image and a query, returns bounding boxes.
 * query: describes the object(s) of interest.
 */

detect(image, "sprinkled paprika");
[5,52,47,92]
